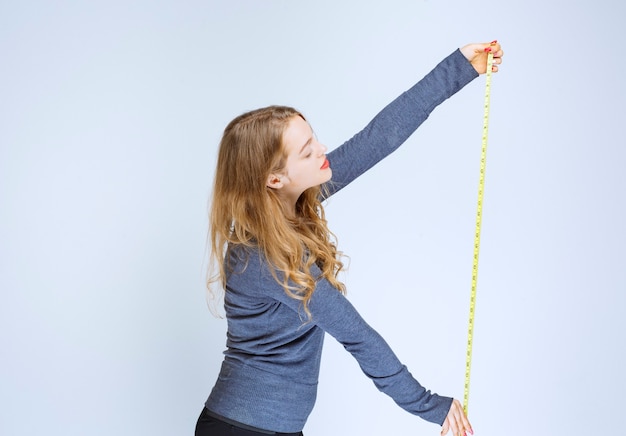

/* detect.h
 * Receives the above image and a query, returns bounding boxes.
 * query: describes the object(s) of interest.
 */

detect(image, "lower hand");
[440,399,473,436]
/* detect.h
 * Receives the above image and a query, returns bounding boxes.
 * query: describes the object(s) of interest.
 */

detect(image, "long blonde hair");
[208,106,345,317]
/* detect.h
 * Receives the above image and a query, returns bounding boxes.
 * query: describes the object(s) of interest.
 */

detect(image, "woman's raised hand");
[460,40,504,74]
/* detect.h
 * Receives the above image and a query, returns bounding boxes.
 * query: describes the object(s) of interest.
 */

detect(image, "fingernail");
[491,40,498,45]
[484,47,492,52]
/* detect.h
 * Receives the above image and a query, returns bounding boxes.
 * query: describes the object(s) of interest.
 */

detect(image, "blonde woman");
[197,41,504,436]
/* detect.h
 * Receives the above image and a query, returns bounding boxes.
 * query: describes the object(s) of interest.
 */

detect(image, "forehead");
[282,116,313,154]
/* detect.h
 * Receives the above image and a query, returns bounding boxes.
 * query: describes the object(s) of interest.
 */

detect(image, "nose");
[317,141,327,156]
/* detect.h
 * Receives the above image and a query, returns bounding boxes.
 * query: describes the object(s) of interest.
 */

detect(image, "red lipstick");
[321,158,330,170]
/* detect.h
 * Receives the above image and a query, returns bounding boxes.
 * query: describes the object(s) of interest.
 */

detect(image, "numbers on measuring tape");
[463,51,494,416]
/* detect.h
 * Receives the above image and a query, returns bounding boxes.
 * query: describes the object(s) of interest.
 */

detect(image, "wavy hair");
[207,106,345,318]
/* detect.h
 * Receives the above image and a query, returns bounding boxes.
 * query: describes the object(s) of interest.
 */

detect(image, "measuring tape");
[463,51,494,416]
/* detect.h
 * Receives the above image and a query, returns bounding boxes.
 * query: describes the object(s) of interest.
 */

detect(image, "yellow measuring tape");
[463,51,494,416]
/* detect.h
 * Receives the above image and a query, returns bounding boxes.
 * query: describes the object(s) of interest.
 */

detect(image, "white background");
[1,1,624,435]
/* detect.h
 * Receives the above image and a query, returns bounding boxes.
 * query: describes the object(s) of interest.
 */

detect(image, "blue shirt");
[204,49,478,433]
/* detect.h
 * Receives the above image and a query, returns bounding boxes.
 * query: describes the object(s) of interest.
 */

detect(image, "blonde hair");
[207,106,345,317]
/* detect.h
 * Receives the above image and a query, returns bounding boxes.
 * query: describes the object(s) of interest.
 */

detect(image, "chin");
[322,169,332,182]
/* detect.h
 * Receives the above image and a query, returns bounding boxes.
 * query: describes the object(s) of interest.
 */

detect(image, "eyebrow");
[299,137,313,154]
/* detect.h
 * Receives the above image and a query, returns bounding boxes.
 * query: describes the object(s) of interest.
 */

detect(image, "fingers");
[441,399,473,436]
[460,40,504,74]
[485,40,504,73]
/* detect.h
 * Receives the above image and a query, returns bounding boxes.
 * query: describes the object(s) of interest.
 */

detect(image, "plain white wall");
[1,1,624,435]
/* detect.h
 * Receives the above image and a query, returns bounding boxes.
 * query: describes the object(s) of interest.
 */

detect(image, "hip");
[195,408,304,436]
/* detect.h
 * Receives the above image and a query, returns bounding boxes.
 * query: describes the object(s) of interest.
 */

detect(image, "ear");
[266,173,283,190]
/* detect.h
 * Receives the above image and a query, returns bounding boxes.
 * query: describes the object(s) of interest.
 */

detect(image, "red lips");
[321,158,330,170]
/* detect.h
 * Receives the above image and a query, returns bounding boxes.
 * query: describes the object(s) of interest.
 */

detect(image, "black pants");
[195,408,304,436]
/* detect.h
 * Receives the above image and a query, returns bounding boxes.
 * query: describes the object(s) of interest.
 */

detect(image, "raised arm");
[324,42,502,198]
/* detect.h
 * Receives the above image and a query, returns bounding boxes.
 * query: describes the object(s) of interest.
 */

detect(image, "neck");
[276,191,301,220]
[282,200,297,220]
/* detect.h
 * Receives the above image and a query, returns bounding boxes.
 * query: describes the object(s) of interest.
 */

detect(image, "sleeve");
[308,276,453,425]
[324,48,478,197]
[265,262,453,425]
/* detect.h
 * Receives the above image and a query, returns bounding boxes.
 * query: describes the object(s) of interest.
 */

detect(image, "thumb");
[441,419,449,436]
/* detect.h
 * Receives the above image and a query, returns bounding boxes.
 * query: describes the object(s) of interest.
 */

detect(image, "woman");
[197,41,504,436]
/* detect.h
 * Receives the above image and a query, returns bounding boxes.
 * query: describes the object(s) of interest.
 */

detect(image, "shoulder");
[225,244,284,295]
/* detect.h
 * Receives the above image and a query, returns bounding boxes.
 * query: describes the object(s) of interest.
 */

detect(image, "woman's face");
[272,116,331,203]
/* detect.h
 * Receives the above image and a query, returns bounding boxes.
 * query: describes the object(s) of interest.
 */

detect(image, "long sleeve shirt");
[204,48,479,433]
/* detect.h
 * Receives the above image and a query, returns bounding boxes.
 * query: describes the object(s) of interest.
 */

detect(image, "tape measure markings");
[463,51,494,416]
